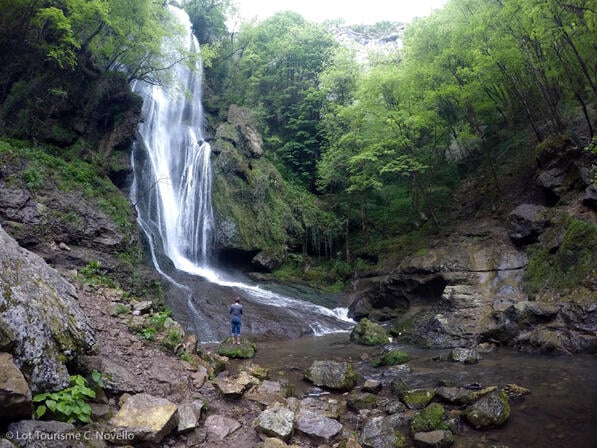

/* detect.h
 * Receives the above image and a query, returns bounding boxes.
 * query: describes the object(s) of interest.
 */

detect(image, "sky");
[232,0,448,25]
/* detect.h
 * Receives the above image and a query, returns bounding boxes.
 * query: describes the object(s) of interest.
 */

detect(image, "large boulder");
[0,353,32,421]
[213,371,260,398]
[465,389,510,428]
[254,406,295,441]
[360,414,410,448]
[294,409,343,443]
[109,393,177,443]
[0,225,95,392]
[304,360,357,391]
[350,318,389,345]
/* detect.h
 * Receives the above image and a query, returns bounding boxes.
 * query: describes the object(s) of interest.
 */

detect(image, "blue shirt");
[230,303,243,318]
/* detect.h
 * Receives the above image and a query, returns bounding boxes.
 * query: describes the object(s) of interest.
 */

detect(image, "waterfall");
[131,6,213,270]
[130,7,354,341]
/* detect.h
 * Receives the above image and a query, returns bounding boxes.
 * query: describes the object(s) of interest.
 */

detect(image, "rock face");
[0,225,95,392]
[304,360,357,391]
[0,353,32,421]
[535,137,592,200]
[109,393,178,443]
[508,204,549,245]
[211,104,335,266]
[349,222,530,349]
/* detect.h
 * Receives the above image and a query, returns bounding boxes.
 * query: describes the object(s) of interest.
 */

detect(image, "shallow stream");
[214,333,597,448]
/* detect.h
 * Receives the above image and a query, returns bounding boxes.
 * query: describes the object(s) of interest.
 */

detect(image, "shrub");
[33,375,96,424]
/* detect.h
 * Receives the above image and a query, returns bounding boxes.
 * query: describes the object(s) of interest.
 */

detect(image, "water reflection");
[219,333,597,448]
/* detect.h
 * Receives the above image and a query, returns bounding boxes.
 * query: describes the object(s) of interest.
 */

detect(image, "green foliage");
[21,167,43,191]
[78,260,116,287]
[33,375,96,424]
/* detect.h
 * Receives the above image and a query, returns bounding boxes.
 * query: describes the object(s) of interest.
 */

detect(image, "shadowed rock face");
[0,225,95,392]
[349,221,530,349]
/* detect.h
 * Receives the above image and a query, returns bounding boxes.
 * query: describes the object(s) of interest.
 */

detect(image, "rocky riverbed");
[2,256,596,447]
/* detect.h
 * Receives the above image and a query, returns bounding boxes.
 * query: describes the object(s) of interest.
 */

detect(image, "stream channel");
[222,332,596,448]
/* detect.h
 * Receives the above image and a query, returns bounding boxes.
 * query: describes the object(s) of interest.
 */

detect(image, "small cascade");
[131,6,353,341]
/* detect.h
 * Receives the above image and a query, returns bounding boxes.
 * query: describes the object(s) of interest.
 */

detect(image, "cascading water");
[131,7,353,341]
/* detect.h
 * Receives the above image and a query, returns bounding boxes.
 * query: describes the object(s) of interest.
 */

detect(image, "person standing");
[229,297,243,344]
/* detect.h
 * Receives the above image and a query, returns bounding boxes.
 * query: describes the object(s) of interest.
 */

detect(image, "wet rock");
[213,371,260,397]
[294,409,343,443]
[246,380,286,406]
[0,353,32,421]
[465,389,510,428]
[254,406,294,441]
[377,397,406,414]
[109,393,177,443]
[240,361,270,380]
[374,349,409,366]
[413,429,454,447]
[362,379,382,394]
[304,360,357,391]
[347,392,378,411]
[514,327,568,353]
[360,414,410,448]
[449,348,479,364]
[78,356,142,394]
[410,403,447,433]
[435,386,496,405]
[0,225,95,392]
[502,383,531,400]
[508,204,549,245]
[205,414,241,441]
[400,388,436,410]
[7,420,75,448]
[217,338,256,358]
[350,318,389,345]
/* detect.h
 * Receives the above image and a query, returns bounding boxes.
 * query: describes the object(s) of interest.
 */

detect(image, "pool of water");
[218,333,597,448]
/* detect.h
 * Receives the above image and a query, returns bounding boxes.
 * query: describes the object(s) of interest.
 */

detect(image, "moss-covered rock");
[465,389,510,428]
[305,360,357,391]
[374,349,409,366]
[400,389,436,410]
[347,392,378,411]
[350,318,389,346]
[410,403,448,433]
[524,216,597,295]
[216,338,256,359]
